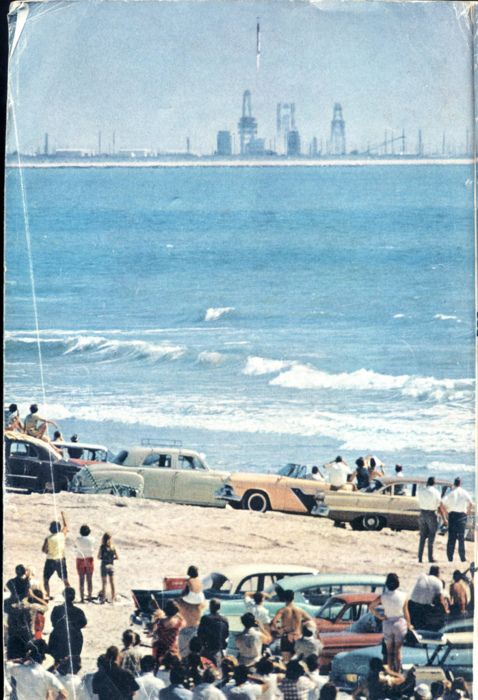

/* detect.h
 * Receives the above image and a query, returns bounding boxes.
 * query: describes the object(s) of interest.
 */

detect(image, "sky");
[6,0,475,155]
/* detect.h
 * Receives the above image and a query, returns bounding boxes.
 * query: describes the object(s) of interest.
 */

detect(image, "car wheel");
[361,514,384,531]
[117,485,134,497]
[242,491,270,513]
[351,518,364,531]
[42,481,54,494]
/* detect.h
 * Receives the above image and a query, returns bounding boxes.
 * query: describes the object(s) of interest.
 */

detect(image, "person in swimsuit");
[271,590,312,662]
[98,532,119,603]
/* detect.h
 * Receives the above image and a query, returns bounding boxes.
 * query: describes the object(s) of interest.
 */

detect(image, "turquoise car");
[219,573,386,633]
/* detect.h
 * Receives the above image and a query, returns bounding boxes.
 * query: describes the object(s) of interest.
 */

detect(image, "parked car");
[54,440,109,464]
[314,593,379,634]
[4,430,81,493]
[215,463,332,513]
[70,444,230,506]
[318,611,383,673]
[216,573,386,634]
[130,564,319,626]
[330,620,474,690]
[313,476,457,532]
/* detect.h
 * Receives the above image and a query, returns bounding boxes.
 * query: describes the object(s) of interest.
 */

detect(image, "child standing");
[75,525,96,603]
[98,532,119,603]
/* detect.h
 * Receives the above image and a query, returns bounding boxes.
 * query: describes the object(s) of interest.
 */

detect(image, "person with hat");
[414,683,433,700]
[417,477,447,563]
[442,478,474,562]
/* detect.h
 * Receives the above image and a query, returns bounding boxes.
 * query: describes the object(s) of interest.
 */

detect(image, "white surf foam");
[426,461,475,474]
[434,314,460,321]
[197,351,224,365]
[204,307,235,322]
[243,356,290,376]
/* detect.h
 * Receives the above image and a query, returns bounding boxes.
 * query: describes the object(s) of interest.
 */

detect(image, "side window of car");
[380,486,393,496]
[178,455,194,470]
[238,575,261,593]
[303,585,328,606]
[10,442,29,456]
[142,453,172,468]
[263,575,276,589]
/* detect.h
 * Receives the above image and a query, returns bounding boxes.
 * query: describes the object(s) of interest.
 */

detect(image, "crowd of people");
[4,548,474,700]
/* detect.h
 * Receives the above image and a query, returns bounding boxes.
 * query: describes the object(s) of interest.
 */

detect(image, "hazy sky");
[7,0,474,155]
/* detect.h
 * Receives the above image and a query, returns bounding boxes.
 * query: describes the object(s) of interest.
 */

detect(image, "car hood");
[228,472,325,487]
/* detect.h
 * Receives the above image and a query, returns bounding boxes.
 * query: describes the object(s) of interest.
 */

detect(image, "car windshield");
[112,450,129,465]
[349,612,382,634]
[317,599,345,620]
[201,573,232,592]
[278,463,302,478]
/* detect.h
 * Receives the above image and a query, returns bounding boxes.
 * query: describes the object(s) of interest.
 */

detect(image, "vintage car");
[217,573,386,633]
[330,620,474,689]
[215,463,331,513]
[312,476,458,532]
[130,564,319,625]
[318,611,383,673]
[4,430,82,493]
[70,443,230,506]
[54,440,109,464]
[314,593,379,634]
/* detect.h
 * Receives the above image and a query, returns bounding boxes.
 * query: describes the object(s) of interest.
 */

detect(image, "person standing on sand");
[48,586,87,665]
[98,532,119,603]
[197,599,230,664]
[417,477,447,563]
[271,589,312,662]
[42,515,69,599]
[24,403,59,441]
[75,524,96,602]
[442,478,474,563]
[153,601,184,663]
[6,639,68,700]
[92,645,139,699]
[369,572,411,673]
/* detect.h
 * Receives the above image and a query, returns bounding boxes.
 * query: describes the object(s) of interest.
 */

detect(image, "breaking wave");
[434,313,460,322]
[197,351,224,365]
[6,332,185,364]
[269,364,473,402]
[204,307,235,322]
[243,356,290,375]
[426,461,475,474]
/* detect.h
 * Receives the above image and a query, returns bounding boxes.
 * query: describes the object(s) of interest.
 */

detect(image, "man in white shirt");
[408,566,445,628]
[417,477,447,563]
[193,669,227,700]
[443,477,474,563]
[135,655,166,699]
[322,456,351,490]
[6,640,67,700]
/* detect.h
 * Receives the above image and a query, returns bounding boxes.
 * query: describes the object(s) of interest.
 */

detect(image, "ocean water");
[4,165,476,488]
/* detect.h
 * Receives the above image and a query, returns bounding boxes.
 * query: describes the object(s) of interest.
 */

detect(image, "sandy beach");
[4,491,474,673]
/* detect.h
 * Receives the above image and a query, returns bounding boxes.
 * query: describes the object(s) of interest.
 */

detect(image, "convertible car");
[313,476,458,532]
[54,440,109,464]
[330,620,474,689]
[71,444,230,506]
[215,462,331,513]
[314,593,379,634]
[318,611,383,673]
[4,430,81,493]
[130,564,319,625]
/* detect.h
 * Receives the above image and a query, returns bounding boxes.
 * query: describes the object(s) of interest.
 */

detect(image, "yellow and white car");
[71,443,230,506]
[215,462,331,513]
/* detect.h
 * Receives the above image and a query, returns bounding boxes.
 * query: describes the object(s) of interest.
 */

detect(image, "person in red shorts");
[75,524,96,603]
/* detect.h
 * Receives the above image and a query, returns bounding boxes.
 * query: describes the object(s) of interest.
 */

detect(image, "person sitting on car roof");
[322,456,352,490]
[24,404,59,442]
[4,403,24,432]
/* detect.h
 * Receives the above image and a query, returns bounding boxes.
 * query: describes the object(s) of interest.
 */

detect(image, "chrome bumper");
[214,484,242,502]
[311,503,330,517]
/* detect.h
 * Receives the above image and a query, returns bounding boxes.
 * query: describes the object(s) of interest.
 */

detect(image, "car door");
[136,452,175,500]
[7,441,42,490]
[172,454,222,506]
[380,482,420,530]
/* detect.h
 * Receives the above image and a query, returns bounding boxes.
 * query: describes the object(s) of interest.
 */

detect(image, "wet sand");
[4,491,474,672]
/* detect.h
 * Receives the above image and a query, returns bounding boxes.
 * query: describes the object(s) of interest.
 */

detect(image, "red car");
[315,593,379,633]
[318,610,383,673]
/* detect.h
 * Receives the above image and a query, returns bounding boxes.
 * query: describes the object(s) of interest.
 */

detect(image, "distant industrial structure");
[216,130,232,156]
[11,91,474,162]
[330,103,346,155]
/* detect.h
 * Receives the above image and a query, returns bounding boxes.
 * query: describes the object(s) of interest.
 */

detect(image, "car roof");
[276,573,387,589]
[4,430,62,459]
[56,441,107,450]
[120,446,200,459]
[324,593,378,604]
[210,564,319,580]
[377,476,453,486]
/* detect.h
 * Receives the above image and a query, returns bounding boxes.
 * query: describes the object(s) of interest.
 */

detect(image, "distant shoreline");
[6,157,475,169]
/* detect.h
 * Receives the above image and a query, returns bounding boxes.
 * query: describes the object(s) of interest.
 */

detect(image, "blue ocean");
[4,165,476,488]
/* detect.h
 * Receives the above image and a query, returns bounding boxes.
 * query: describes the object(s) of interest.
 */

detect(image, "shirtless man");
[270,590,312,662]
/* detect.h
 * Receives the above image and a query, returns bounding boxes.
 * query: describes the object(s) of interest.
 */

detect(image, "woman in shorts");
[369,572,412,672]
[98,532,119,603]
[76,524,95,602]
